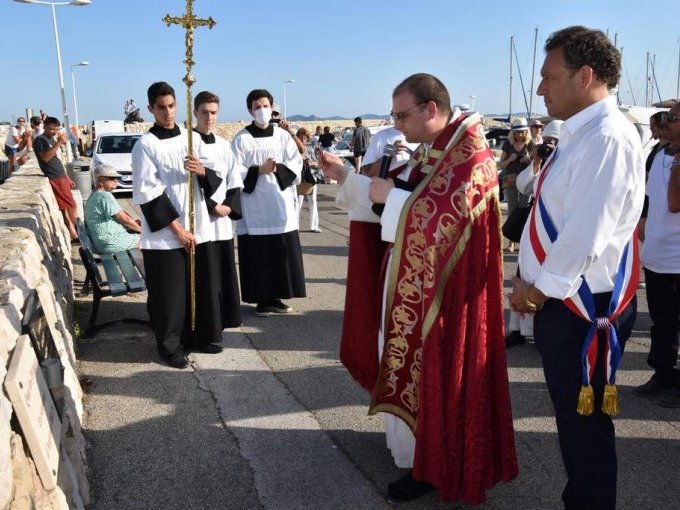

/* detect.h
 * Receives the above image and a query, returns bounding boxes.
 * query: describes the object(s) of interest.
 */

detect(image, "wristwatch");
[526,296,543,312]
[526,286,545,311]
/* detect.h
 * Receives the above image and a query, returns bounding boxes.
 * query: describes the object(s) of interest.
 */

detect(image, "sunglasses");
[662,112,679,124]
[390,102,426,122]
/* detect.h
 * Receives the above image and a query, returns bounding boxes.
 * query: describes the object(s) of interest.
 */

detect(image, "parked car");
[89,132,141,194]
[485,127,510,150]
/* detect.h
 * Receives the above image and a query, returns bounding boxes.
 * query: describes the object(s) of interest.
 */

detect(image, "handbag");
[301,160,317,184]
[296,182,314,195]
[502,199,533,242]
[298,160,319,195]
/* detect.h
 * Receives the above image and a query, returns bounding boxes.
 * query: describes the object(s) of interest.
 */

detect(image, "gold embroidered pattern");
[371,115,500,428]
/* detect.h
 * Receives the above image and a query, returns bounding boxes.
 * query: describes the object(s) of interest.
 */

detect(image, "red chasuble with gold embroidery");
[370,114,518,503]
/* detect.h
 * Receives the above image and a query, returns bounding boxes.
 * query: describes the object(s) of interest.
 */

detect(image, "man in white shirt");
[4,117,27,173]
[359,126,418,176]
[634,103,680,408]
[509,26,644,510]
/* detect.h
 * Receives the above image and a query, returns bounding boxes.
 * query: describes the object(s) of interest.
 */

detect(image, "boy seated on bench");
[84,164,141,254]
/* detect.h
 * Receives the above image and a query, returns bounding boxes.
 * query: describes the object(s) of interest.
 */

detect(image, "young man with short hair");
[193,90,244,328]
[231,89,306,316]
[132,81,225,368]
[33,117,78,240]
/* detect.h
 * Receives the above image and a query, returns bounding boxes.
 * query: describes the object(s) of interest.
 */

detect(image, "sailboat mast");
[677,38,680,100]
[646,52,650,107]
[614,33,620,105]
[529,27,538,119]
[509,35,513,120]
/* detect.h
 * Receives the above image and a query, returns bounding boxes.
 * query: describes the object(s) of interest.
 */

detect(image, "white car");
[90,132,141,194]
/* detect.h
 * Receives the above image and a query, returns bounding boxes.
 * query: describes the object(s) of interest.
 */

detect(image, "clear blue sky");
[2,0,679,124]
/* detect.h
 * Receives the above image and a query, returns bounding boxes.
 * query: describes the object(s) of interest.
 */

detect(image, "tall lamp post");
[70,60,89,135]
[14,0,91,162]
[282,79,295,120]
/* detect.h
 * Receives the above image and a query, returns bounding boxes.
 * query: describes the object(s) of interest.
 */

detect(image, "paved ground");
[75,185,680,509]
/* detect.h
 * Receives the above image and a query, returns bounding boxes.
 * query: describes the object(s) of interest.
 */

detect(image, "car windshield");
[97,135,141,154]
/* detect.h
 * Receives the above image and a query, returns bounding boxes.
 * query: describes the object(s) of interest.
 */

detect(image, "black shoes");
[255,299,293,317]
[163,352,189,369]
[387,471,435,501]
[505,331,527,348]
[632,374,675,398]
[658,389,680,408]
[189,343,224,354]
[184,344,224,354]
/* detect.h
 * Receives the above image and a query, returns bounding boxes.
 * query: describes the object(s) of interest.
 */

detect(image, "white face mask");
[253,107,272,126]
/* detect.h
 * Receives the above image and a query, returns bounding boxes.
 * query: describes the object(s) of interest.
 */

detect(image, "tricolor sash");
[528,149,639,416]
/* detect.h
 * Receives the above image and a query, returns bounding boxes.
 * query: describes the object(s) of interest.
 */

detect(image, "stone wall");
[121,119,387,142]
[0,159,88,509]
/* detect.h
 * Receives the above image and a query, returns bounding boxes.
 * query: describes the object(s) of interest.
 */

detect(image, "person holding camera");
[515,120,563,195]
[34,117,79,241]
[498,118,532,252]
[506,120,563,347]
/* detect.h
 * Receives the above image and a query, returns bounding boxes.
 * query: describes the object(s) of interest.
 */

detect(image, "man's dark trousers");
[644,269,680,386]
[534,293,636,510]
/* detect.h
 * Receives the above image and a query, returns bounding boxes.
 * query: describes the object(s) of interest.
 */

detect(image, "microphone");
[377,143,396,178]
[372,144,396,216]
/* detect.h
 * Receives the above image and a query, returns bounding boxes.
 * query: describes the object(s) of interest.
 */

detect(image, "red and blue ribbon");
[527,149,638,400]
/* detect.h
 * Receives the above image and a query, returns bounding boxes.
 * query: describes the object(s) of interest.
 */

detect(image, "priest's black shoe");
[163,353,189,369]
[188,343,223,354]
[387,471,435,501]
[505,330,526,348]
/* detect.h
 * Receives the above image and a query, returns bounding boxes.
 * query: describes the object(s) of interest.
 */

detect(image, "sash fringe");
[602,384,620,416]
[577,385,595,416]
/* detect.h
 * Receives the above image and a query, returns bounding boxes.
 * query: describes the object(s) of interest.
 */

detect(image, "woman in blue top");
[84,165,141,254]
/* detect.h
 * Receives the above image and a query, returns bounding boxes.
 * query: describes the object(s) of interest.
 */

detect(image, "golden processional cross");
[163,0,216,330]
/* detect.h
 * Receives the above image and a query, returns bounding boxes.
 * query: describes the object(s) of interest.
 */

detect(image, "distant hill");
[287,113,390,122]
[484,112,547,121]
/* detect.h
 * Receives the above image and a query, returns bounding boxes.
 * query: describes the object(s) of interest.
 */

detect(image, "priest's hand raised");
[169,219,196,254]
[184,155,206,177]
[259,158,277,175]
[317,150,348,184]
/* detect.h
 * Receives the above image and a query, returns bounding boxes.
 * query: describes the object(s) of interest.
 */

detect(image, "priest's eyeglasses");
[661,112,679,124]
[390,102,426,122]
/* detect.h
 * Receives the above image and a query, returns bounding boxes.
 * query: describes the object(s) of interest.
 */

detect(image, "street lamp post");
[283,79,295,120]
[14,0,91,162]
[70,60,89,134]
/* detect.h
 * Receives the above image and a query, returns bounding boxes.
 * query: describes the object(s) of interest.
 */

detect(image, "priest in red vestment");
[319,73,517,504]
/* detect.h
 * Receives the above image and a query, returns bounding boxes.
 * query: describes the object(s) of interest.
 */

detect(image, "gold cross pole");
[163,0,216,330]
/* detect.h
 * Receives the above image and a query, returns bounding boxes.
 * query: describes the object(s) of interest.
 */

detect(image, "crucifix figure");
[162,0,216,329]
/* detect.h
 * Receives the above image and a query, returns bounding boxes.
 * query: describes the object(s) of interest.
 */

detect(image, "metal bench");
[76,219,148,336]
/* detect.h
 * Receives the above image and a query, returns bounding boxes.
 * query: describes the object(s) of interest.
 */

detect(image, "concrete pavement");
[76,185,680,509]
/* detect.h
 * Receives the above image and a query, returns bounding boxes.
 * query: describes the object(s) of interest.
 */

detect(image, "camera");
[537,142,555,160]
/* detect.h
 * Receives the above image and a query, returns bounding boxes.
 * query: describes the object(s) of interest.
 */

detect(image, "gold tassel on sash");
[601,384,619,416]
[577,385,594,415]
